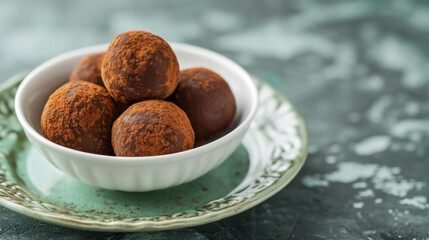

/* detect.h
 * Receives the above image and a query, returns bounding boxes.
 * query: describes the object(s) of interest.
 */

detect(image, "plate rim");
[0,73,308,232]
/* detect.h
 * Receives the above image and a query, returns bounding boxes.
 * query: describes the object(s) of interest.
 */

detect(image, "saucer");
[0,73,308,231]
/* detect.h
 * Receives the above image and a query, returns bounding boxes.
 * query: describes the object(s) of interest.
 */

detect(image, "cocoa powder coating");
[169,67,236,146]
[112,100,195,157]
[102,30,179,104]
[69,52,106,88]
[41,81,117,155]
[69,52,129,115]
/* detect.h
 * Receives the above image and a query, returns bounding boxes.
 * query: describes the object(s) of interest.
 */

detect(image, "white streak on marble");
[354,136,391,156]
[325,162,378,183]
[404,102,420,116]
[372,166,425,198]
[235,53,255,66]
[352,182,368,189]
[400,196,429,209]
[369,36,429,89]
[409,8,429,31]
[215,20,335,60]
[363,230,377,236]
[358,189,375,198]
[353,202,364,209]
[390,119,429,139]
[410,132,424,142]
[366,95,392,123]
[313,44,357,82]
[375,198,383,204]
[292,1,373,30]
[303,162,425,198]
[301,175,329,188]
[203,10,242,31]
[375,180,421,198]
[325,156,338,164]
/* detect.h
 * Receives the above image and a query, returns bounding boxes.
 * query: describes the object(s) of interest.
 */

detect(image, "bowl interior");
[17,43,256,152]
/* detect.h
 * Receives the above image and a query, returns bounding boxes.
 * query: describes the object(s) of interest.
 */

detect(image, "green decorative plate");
[0,73,308,232]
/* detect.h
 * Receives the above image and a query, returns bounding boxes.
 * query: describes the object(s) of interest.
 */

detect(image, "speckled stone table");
[1,0,429,239]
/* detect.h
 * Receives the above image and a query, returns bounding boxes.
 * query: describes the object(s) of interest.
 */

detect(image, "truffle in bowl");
[15,43,258,192]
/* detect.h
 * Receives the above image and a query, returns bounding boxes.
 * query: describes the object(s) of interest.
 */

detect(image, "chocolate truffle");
[169,67,236,145]
[69,52,106,88]
[69,52,129,115]
[41,81,116,155]
[112,100,194,157]
[102,30,179,104]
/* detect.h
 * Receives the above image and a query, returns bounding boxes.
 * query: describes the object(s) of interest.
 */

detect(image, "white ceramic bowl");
[15,43,258,192]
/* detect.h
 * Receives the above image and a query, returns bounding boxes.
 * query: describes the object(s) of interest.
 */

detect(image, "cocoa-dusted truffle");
[102,30,179,104]
[69,52,129,116]
[69,52,106,88]
[41,81,116,155]
[112,100,194,157]
[169,67,236,145]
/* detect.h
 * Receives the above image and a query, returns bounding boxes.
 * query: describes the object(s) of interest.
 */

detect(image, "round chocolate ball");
[102,30,179,104]
[169,67,236,146]
[69,52,106,88]
[69,52,129,116]
[41,81,116,155]
[112,100,194,157]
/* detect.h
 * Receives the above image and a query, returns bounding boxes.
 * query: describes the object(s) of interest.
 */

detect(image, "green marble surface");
[1,0,429,239]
